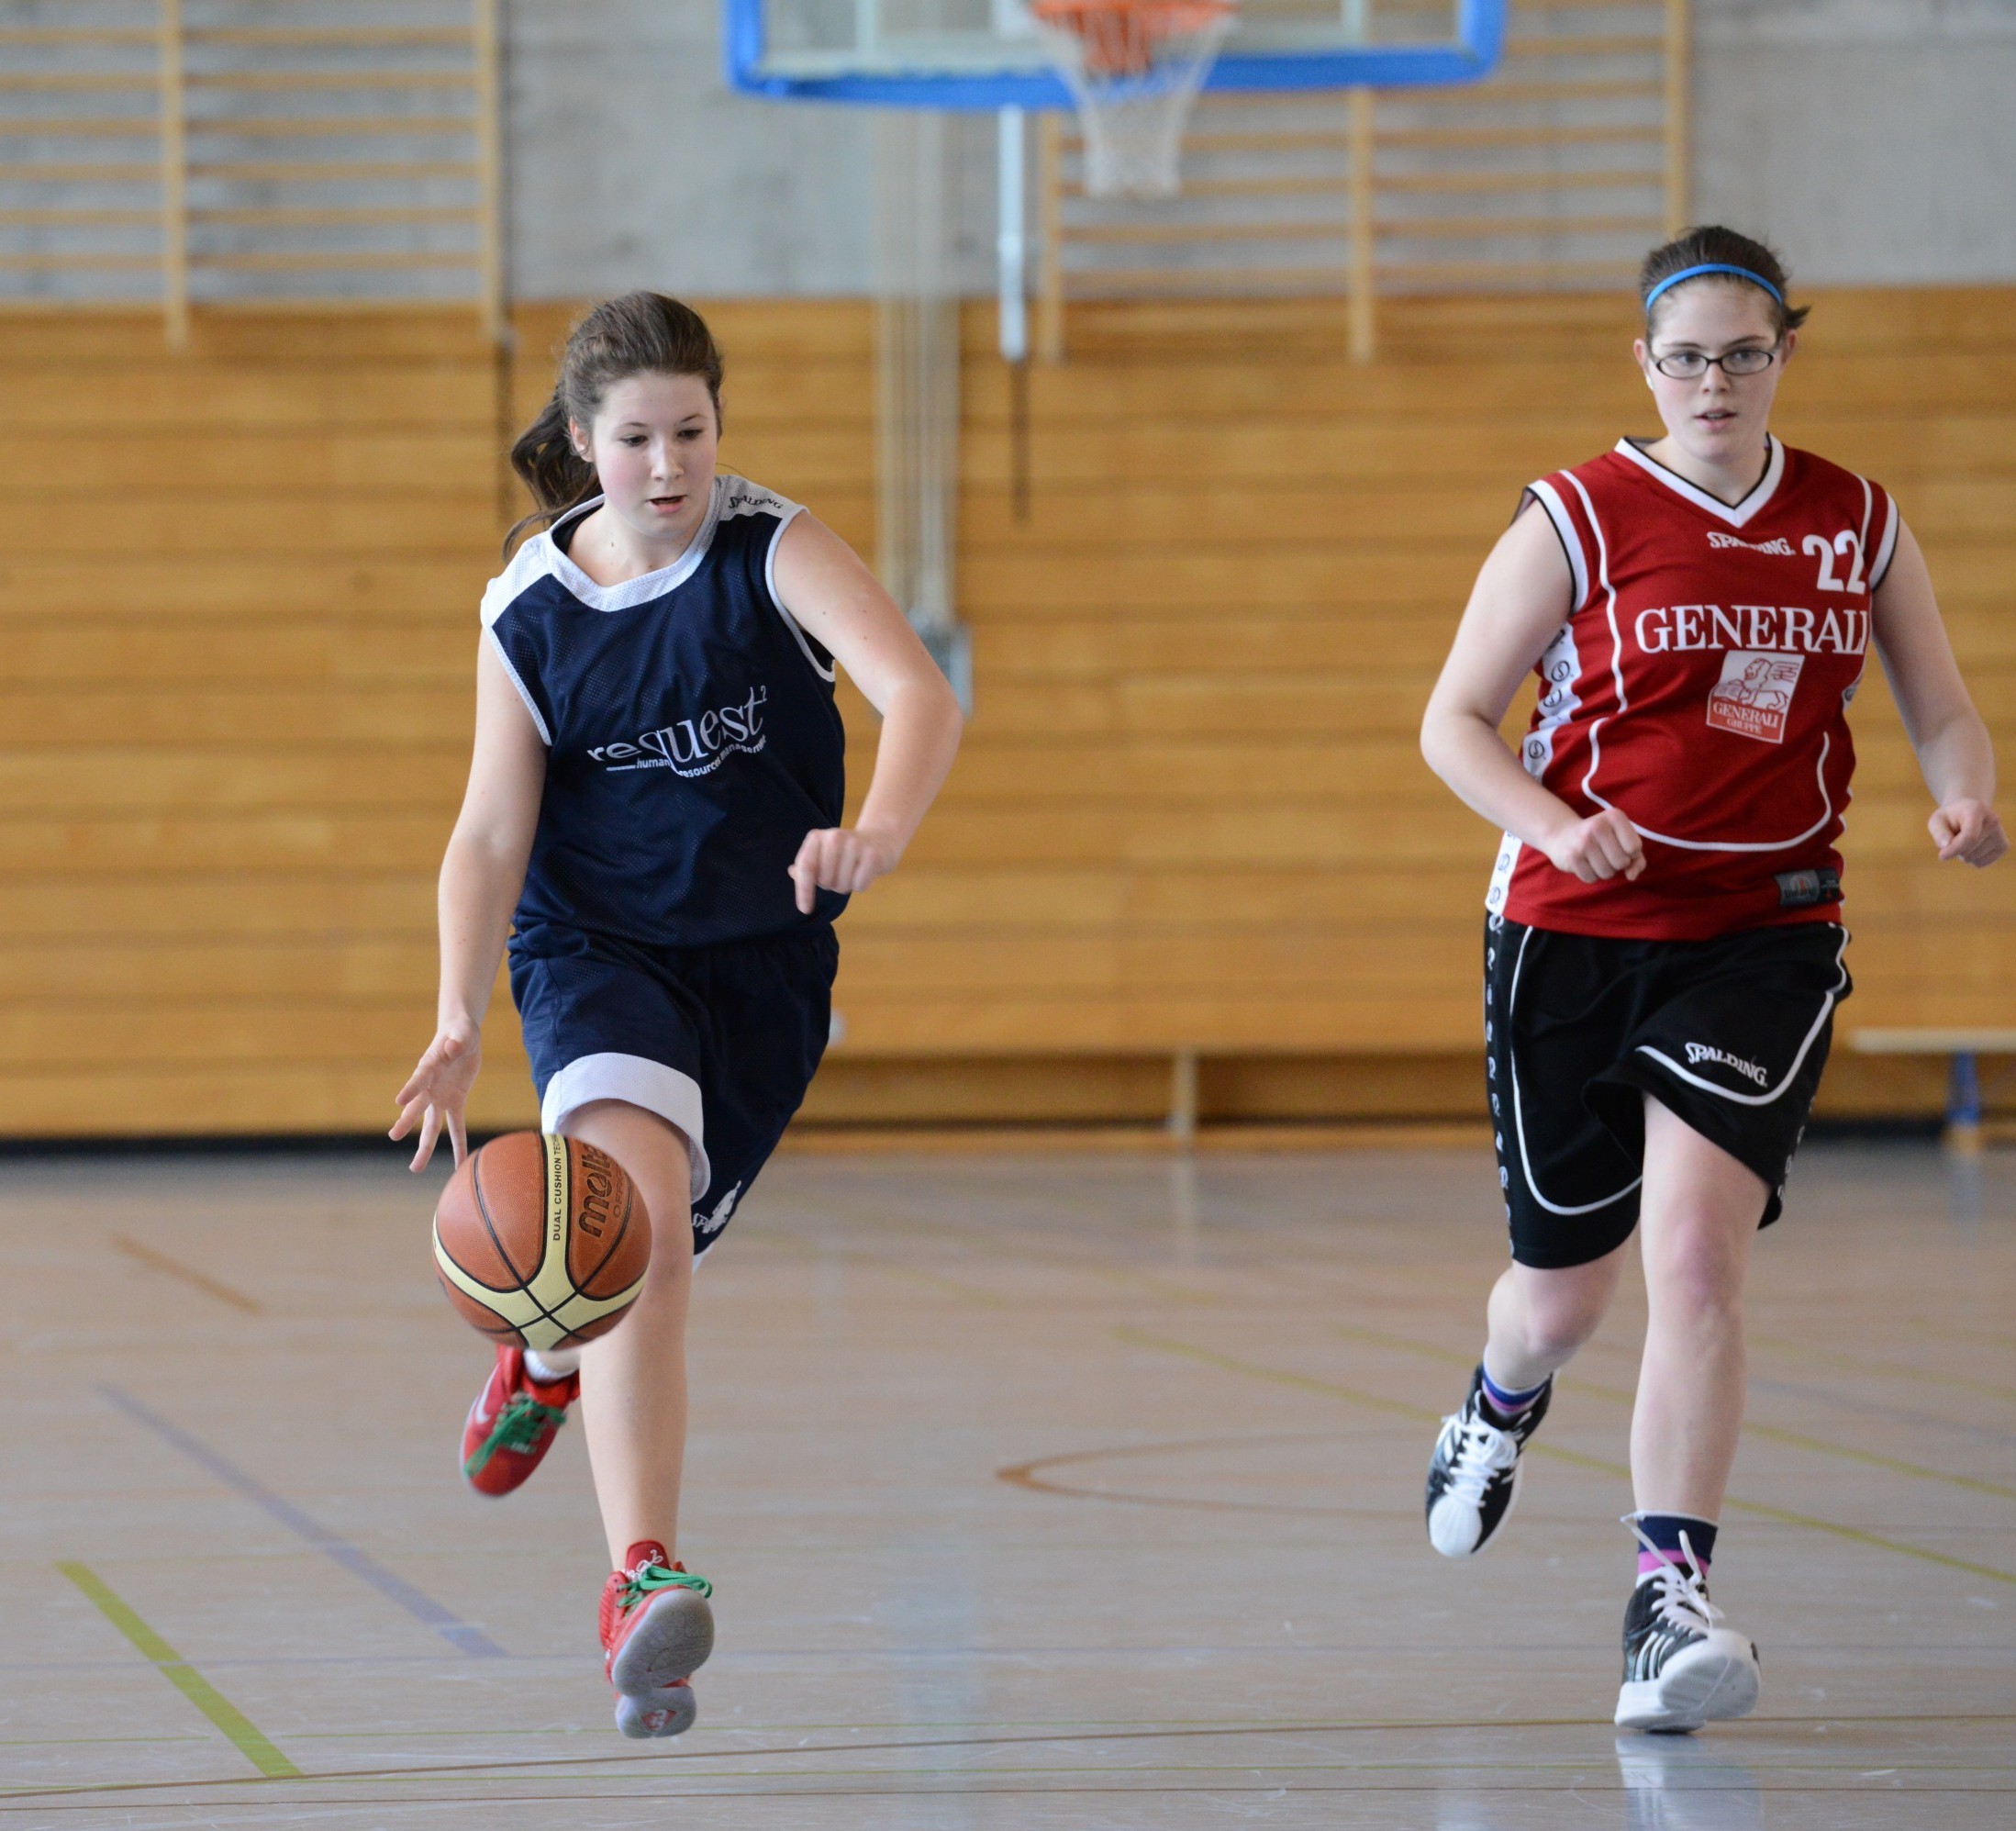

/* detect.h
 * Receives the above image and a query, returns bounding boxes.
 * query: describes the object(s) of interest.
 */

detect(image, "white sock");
[523,1347,580,1383]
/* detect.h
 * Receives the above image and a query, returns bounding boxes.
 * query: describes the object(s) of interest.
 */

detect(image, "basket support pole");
[1664,0,1690,238]
[1347,85,1376,363]
[159,0,189,349]
[997,106,1029,363]
[1037,113,1065,363]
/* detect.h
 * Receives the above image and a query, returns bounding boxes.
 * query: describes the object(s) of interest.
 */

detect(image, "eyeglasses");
[1650,346,1779,380]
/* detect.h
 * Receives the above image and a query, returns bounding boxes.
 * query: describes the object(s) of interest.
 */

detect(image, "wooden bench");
[1848,1029,2016,1152]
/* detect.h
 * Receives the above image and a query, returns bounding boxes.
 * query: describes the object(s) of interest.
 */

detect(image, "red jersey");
[1487,437,1900,940]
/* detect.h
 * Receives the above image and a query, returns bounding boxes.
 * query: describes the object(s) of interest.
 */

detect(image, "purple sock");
[1478,1362,1548,1422]
[1634,1512,1718,1580]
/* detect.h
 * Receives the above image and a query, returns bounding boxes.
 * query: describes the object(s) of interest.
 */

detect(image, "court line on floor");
[999,1431,1379,1515]
[12,1784,2016,1815]
[1114,1328,2016,1587]
[1329,1321,2016,1502]
[97,1385,507,1658]
[823,1206,2016,1479]
[4,1710,2016,1806]
[1744,1375,2016,1454]
[1537,1328,2016,1450]
[1228,1257,2016,1449]
[53,1562,298,1781]
[11,1785,2016,1815]
[6,1711,2014,1806]
[778,1214,2016,1514]
[108,1234,262,1314]
[1750,1332,2011,1401]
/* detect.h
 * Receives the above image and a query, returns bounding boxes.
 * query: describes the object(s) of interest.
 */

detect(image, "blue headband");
[1643,262,1785,312]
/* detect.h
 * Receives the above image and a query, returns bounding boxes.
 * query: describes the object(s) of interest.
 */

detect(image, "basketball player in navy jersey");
[1418,229,2004,1731]
[391,294,962,1736]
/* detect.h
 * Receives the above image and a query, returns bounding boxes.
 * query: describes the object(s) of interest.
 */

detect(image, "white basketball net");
[1033,0,1236,198]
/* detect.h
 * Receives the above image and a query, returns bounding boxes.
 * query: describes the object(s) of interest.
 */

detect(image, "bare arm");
[390,636,548,1167]
[771,512,963,912]
[1870,519,2006,867]
[1420,503,1646,883]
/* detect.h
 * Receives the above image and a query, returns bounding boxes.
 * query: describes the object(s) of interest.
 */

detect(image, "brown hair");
[506,291,725,553]
[1639,226,1810,341]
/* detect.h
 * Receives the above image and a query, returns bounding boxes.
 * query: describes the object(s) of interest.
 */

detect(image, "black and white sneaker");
[1615,1536,1759,1733]
[1423,1366,1552,1557]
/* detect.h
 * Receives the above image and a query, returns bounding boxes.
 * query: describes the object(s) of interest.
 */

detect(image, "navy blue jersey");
[483,477,848,949]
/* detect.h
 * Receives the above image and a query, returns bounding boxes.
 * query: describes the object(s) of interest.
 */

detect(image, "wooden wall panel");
[0,290,2010,1137]
[825,287,2016,1076]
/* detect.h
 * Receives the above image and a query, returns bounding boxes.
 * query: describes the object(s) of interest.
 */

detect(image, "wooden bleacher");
[1,288,2010,1137]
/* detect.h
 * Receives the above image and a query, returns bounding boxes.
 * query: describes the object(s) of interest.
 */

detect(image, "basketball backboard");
[725,0,1508,107]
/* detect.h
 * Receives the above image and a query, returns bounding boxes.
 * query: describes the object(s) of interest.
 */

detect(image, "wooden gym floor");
[3,1142,2011,1827]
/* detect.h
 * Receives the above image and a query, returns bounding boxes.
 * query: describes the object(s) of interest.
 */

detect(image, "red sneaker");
[601,1541,714,1739]
[460,1346,579,1496]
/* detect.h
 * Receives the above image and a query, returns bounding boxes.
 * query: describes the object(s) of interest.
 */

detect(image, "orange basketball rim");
[1031,0,1237,81]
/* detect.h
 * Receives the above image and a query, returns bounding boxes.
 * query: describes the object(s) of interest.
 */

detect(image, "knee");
[1503,1266,1614,1362]
[1520,1290,1609,1362]
[643,1202,696,1285]
[1644,1222,1746,1323]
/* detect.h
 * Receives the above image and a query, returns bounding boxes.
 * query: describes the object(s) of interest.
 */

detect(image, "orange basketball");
[432,1133,651,1352]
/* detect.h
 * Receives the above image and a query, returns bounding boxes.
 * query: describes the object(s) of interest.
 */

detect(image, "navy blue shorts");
[508,921,838,1258]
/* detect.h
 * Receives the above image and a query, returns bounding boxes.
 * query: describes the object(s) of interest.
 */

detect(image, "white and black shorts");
[1485,916,1850,1269]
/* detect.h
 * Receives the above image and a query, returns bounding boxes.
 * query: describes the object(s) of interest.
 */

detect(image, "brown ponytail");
[505,291,726,554]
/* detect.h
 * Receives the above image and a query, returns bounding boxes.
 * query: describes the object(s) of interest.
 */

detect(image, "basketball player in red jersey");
[1417,227,2005,1733]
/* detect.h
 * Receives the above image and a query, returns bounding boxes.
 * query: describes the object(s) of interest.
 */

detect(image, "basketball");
[432,1133,652,1352]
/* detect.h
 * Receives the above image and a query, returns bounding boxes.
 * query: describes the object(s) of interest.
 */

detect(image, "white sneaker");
[1614,1530,1759,1734]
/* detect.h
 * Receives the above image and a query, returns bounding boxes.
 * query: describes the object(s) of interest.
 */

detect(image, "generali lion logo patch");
[1707,650,1805,744]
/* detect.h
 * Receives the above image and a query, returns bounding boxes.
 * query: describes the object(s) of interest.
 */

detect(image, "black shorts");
[1485,916,1850,1269]
[509,921,838,1259]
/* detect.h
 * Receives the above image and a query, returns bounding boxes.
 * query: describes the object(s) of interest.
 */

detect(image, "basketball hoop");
[1031,0,1236,198]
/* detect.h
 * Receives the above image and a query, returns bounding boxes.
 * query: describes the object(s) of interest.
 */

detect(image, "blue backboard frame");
[725,0,1507,108]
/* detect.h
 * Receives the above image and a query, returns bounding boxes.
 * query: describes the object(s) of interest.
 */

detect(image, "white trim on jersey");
[1869,498,1902,592]
[1611,434,1786,529]
[1565,467,1839,855]
[541,1050,711,1206]
[540,486,726,612]
[480,473,830,700]
[1839,478,1882,717]
[1520,618,1587,784]
[1507,926,1644,1216]
[745,497,837,685]
[484,624,552,746]
[1632,924,1850,1107]
[1484,832,1522,916]
[1526,478,1589,612]
[481,529,552,629]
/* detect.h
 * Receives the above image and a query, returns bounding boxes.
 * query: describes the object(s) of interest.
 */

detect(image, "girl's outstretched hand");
[391,1025,482,1171]
[1931,798,2008,868]
[789,825,898,913]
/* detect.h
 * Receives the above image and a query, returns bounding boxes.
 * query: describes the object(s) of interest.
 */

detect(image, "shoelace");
[462,1392,569,1477]
[620,1561,715,1613]
[1441,1410,1520,1506]
[1624,1519,1723,1637]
